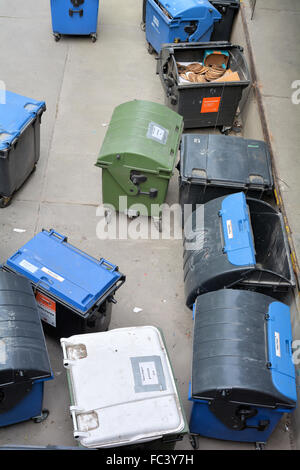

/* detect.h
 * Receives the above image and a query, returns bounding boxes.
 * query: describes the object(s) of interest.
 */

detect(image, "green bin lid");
[96,100,183,175]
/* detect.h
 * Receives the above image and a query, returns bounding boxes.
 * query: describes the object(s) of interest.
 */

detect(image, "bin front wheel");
[147,42,155,55]
[220,126,232,136]
[53,33,61,42]
[91,33,97,43]
[189,434,199,450]
[32,409,49,424]
[0,195,12,209]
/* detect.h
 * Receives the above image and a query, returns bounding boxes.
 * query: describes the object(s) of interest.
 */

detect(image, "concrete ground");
[0,0,298,451]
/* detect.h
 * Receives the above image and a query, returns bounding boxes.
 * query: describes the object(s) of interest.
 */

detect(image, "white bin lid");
[60,326,185,448]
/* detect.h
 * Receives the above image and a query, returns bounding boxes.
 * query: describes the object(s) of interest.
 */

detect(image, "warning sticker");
[226,219,234,239]
[36,292,56,327]
[275,331,281,358]
[200,97,221,114]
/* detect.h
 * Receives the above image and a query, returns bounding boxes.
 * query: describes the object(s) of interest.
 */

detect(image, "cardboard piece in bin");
[204,50,229,70]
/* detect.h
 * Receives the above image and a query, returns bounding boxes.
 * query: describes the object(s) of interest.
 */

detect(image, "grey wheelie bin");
[183,192,296,308]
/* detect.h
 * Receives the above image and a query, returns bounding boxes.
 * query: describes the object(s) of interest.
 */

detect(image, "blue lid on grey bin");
[0,91,45,151]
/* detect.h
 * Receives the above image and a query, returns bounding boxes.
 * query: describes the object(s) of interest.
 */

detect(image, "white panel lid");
[60,326,185,448]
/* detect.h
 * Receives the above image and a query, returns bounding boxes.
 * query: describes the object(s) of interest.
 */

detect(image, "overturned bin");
[0,90,46,208]
[179,134,273,211]
[157,42,250,130]
[145,0,221,54]
[189,289,297,445]
[184,192,296,308]
[60,326,188,449]
[0,270,52,427]
[96,100,183,231]
[4,229,125,338]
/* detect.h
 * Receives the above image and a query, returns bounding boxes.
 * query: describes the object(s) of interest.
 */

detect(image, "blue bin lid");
[157,0,221,19]
[267,301,297,403]
[0,91,46,151]
[5,230,123,315]
[220,192,256,267]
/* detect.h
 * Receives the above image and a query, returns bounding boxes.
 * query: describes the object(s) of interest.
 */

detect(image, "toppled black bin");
[183,192,296,308]
[0,270,52,427]
[179,134,273,212]
[157,42,250,130]
[189,289,297,444]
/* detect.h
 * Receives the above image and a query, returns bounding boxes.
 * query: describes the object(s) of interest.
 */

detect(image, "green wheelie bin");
[95,100,183,231]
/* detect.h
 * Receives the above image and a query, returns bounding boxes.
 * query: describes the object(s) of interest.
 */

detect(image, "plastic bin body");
[0,91,46,201]
[0,270,52,427]
[145,0,221,54]
[61,326,188,449]
[179,134,273,210]
[189,290,297,443]
[158,42,250,129]
[50,0,99,36]
[96,100,183,220]
[183,192,296,308]
[210,0,240,41]
[4,229,125,338]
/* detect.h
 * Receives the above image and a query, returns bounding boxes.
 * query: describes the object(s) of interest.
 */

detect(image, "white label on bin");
[0,340,6,364]
[19,259,38,274]
[139,361,159,386]
[41,267,64,283]
[226,220,233,239]
[147,122,169,145]
[275,331,281,358]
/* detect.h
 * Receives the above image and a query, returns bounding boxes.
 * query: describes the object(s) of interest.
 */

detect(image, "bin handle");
[69,9,83,17]
[46,229,68,243]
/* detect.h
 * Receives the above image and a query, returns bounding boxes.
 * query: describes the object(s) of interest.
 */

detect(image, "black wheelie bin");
[183,192,296,308]
[157,42,251,131]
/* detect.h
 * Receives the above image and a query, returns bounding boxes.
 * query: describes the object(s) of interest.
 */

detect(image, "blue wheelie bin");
[50,0,99,42]
[145,0,221,54]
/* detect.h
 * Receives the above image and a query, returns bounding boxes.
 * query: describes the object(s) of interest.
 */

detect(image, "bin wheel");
[189,434,199,450]
[220,126,232,136]
[91,34,97,43]
[32,409,49,424]
[255,442,266,451]
[54,33,61,42]
[0,195,12,209]
[147,42,155,55]
[140,22,146,32]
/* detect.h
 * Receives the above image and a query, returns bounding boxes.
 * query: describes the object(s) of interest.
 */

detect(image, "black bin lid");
[192,289,297,408]
[180,134,273,191]
[0,270,51,387]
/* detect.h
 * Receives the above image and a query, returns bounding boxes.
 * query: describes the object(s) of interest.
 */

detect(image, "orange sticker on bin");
[201,97,221,113]
[36,292,56,313]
